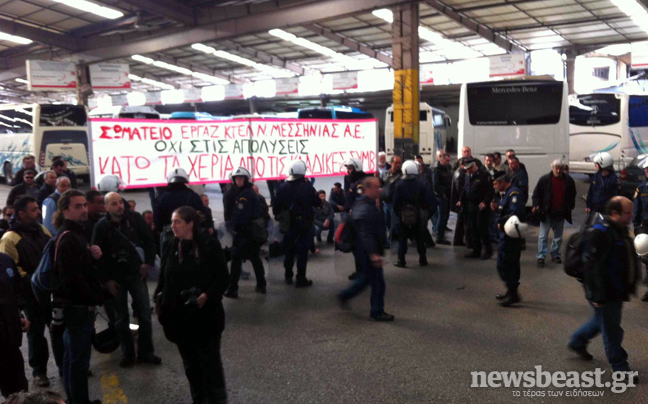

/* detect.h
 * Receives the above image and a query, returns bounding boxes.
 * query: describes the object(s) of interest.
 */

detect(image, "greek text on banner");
[90,118,378,188]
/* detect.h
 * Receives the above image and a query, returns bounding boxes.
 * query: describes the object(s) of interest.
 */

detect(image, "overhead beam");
[0,19,80,52]
[151,54,247,84]
[221,41,306,75]
[70,15,138,37]
[125,0,195,26]
[426,0,526,53]
[304,24,393,67]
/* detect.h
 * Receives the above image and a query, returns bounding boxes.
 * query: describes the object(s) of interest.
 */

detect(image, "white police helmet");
[344,157,363,172]
[97,175,125,192]
[592,152,614,170]
[166,167,190,184]
[635,233,648,256]
[402,160,418,177]
[504,215,528,239]
[287,160,307,182]
[231,166,251,180]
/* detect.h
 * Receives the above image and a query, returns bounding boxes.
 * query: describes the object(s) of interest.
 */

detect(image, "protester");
[0,205,14,232]
[42,177,71,235]
[37,171,57,206]
[155,206,229,404]
[377,151,391,178]
[458,158,494,260]
[432,151,452,245]
[380,156,403,242]
[313,190,335,244]
[7,170,39,206]
[11,155,39,186]
[51,157,77,189]
[329,182,346,215]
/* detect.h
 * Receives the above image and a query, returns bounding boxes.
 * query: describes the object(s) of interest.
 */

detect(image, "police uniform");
[154,185,206,231]
[393,176,437,266]
[586,171,619,217]
[460,167,494,258]
[273,178,321,286]
[343,171,368,212]
[226,182,266,296]
[495,186,525,300]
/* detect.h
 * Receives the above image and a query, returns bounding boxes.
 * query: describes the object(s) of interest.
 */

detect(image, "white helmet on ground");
[504,215,528,239]
[287,160,307,182]
[592,152,614,170]
[97,175,125,192]
[635,234,648,256]
[402,160,418,177]
[231,166,251,180]
[344,157,363,172]
[167,167,190,184]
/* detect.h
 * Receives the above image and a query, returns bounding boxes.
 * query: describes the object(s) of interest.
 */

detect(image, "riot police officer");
[343,158,368,212]
[224,167,266,298]
[491,174,526,307]
[632,160,648,301]
[393,160,437,268]
[273,160,321,287]
[586,152,619,225]
[457,158,494,259]
[154,168,206,234]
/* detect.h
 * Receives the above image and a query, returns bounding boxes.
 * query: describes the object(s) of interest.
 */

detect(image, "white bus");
[385,102,451,164]
[0,104,90,181]
[458,79,569,205]
[569,92,648,174]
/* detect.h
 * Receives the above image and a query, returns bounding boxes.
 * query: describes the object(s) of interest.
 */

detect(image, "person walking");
[457,158,494,260]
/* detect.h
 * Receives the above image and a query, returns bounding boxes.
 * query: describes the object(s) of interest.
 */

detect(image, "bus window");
[40,105,87,127]
[570,94,620,126]
[336,110,372,119]
[389,111,393,122]
[467,81,563,125]
[299,109,333,119]
[629,96,648,127]
[0,108,34,133]
[432,113,444,127]
[419,111,428,121]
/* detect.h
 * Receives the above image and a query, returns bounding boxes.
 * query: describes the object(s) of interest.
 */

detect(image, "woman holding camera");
[154,206,229,404]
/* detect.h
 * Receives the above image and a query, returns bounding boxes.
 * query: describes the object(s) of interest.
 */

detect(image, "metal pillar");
[566,57,575,95]
[76,63,92,107]
[391,3,420,160]
[249,96,258,114]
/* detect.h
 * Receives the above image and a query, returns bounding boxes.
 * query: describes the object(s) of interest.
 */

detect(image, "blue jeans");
[113,275,154,359]
[569,301,629,371]
[383,202,393,238]
[314,219,335,242]
[537,216,564,260]
[63,306,96,404]
[432,196,449,240]
[340,253,386,316]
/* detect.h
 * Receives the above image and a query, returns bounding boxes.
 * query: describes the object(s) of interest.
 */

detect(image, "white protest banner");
[26,60,78,91]
[89,118,378,188]
[489,54,526,78]
[276,78,299,95]
[632,41,648,70]
[89,63,131,90]
[332,72,358,90]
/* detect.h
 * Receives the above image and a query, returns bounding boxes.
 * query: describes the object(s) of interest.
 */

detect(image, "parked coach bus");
[569,92,648,174]
[0,103,90,182]
[458,79,569,206]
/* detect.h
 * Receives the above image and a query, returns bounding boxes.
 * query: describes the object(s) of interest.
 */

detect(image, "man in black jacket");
[7,170,39,206]
[10,155,38,186]
[329,183,346,215]
[338,177,394,321]
[53,190,106,404]
[0,252,29,398]
[343,158,368,212]
[36,171,57,206]
[568,197,640,380]
[432,151,452,244]
[0,196,54,387]
[531,160,576,267]
[458,159,494,259]
[93,192,160,368]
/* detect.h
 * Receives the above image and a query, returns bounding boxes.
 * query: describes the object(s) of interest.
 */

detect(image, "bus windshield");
[467,81,563,125]
[40,105,87,127]
[629,96,648,128]
[570,94,620,126]
[0,107,34,133]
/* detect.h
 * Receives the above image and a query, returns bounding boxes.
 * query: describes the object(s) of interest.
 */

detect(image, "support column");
[565,57,575,95]
[76,63,92,107]
[392,3,419,159]
[249,96,258,114]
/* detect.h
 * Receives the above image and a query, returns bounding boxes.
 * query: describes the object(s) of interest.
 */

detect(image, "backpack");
[334,219,355,253]
[31,231,71,304]
[251,217,269,245]
[564,223,610,281]
[400,204,419,227]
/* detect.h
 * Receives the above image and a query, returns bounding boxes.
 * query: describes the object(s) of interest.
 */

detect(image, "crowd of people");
[0,147,644,403]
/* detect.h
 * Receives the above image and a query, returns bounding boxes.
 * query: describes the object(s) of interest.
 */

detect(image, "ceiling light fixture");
[52,0,124,19]
[192,43,294,78]
[0,32,32,45]
[15,78,29,84]
[131,55,229,85]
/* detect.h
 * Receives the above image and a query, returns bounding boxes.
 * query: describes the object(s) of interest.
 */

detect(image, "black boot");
[500,289,521,307]
[419,256,428,267]
[495,290,509,300]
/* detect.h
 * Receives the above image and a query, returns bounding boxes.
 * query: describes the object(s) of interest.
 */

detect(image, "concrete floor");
[7,174,648,403]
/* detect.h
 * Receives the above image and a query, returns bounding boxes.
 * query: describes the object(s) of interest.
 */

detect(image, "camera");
[180,287,201,311]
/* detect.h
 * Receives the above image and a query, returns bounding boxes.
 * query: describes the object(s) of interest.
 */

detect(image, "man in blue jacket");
[338,177,394,322]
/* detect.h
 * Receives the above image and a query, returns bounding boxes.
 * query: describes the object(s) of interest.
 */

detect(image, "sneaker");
[370,312,395,321]
[33,374,50,387]
[255,285,267,294]
[537,258,545,267]
[567,343,593,361]
[552,256,562,264]
[119,356,136,368]
[224,288,239,299]
[137,354,162,365]
[495,290,509,300]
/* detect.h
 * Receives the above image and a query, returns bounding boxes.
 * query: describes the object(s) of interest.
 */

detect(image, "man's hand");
[106,280,119,297]
[532,206,539,213]
[370,254,383,268]
[21,318,30,333]
[585,208,591,213]
[140,264,151,280]
[497,224,503,231]
[89,245,102,260]
[478,202,486,211]
[592,302,604,308]
[337,205,344,212]
[490,202,498,211]
[456,201,462,207]
[197,293,208,309]
[324,219,330,229]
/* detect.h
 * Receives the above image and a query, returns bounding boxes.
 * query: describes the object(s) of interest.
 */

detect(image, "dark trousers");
[453,211,466,245]
[113,275,154,359]
[267,180,278,206]
[0,344,28,398]
[62,306,95,404]
[466,205,492,255]
[340,253,386,316]
[229,239,265,290]
[569,301,629,371]
[176,333,227,404]
[433,196,450,240]
[283,225,313,281]
[496,236,521,290]
[23,281,63,376]
[398,224,426,262]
